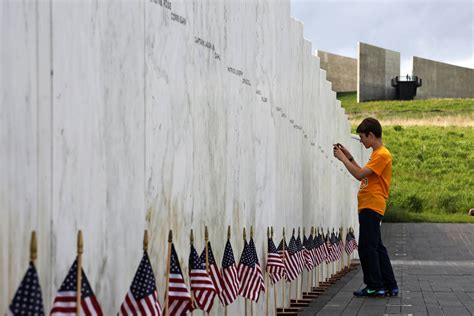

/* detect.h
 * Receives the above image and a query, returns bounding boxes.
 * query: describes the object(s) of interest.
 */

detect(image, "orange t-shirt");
[358,146,392,216]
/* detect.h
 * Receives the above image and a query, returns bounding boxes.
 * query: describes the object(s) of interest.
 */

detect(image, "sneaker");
[385,287,399,297]
[353,287,385,297]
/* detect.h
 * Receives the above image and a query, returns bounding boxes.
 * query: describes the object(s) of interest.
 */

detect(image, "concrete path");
[299,223,474,316]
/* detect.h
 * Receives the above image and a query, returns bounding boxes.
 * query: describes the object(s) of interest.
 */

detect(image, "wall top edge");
[413,56,474,71]
[317,50,357,61]
[358,41,400,55]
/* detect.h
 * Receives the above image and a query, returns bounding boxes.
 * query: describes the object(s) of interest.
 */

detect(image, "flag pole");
[296,227,305,302]
[76,230,83,316]
[144,229,149,252]
[265,227,269,316]
[165,230,172,316]
[243,227,248,316]
[190,229,195,316]
[30,230,37,264]
[304,227,310,296]
[205,226,210,316]
[250,226,254,316]
[290,227,299,306]
[225,226,231,316]
[282,227,286,313]
[316,226,320,289]
[339,227,343,274]
[327,228,331,281]
[303,228,307,299]
[271,227,277,316]
[311,226,314,291]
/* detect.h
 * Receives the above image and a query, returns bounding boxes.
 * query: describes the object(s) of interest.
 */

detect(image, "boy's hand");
[333,145,346,161]
[334,143,353,160]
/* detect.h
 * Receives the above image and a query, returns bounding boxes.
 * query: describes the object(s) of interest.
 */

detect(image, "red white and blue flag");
[220,240,239,305]
[266,236,285,284]
[50,258,103,316]
[117,251,162,316]
[189,244,216,312]
[249,237,265,300]
[277,236,299,282]
[345,231,358,255]
[7,262,45,315]
[238,240,261,301]
[167,243,193,316]
[302,233,315,271]
[200,242,223,305]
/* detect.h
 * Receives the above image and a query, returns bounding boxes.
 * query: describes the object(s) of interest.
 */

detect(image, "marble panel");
[1,0,41,308]
[1,0,363,313]
[50,1,145,313]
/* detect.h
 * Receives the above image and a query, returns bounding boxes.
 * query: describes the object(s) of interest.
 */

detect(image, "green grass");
[339,92,474,223]
[338,92,474,122]
[382,126,474,223]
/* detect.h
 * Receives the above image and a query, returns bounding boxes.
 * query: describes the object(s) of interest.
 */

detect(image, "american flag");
[326,232,340,263]
[333,232,343,261]
[312,234,324,266]
[302,233,315,271]
[200,242,223,304]
[325,233,336,263]
[318,233,327,263]
[309,233,319,267]
[167,243,193,316]
[249,237,265,298]
[238,239,261,301]
[336,232,344,260]
[319,233,329,263]
[220,240,239,305]
[345,231,358,255]
[277,237,299,282]
[117,251,162,316]
[50,258,103,316]
[266,237,285,284]
[189,244,216,312]
[7,262,44,316]
[295,234,304,273]
[324,233,333,263]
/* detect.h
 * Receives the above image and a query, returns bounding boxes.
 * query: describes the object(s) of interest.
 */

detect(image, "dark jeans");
[358,208,398,291]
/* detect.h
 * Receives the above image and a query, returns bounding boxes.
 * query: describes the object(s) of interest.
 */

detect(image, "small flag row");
[7,227,357,315]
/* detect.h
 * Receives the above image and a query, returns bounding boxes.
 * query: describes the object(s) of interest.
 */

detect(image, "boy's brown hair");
[356,117,382,138]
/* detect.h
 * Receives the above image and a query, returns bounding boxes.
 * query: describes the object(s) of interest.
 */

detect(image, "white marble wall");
[1,0,369,314]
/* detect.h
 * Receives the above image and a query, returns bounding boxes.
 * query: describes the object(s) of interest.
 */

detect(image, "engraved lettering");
[227,67,243,76]
[171,12,186,25]
[242,78,251,86]
[195,37,215,51]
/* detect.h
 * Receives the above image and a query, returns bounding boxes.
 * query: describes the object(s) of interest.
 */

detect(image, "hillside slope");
[339,92,474,223]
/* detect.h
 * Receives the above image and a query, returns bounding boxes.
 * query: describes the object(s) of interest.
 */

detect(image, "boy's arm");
[334,147,373,180]
[335,143,361,168]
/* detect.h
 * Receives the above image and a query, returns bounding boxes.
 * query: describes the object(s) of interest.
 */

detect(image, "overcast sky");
[290,0,474,75]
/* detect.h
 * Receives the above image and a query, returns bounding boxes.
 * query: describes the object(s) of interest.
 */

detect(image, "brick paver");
[299,223,474,315]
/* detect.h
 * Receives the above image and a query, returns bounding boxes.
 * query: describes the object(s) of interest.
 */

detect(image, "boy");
[333,117,398,297]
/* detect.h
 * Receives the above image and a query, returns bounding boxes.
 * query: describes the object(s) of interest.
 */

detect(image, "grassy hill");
[338,92,474,223]
[338,92,474,127]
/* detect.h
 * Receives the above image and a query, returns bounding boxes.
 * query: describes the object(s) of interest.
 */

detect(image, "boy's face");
[358,132,372,148]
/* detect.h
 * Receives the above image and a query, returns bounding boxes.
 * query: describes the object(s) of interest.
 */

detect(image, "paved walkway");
[300,223,474,316]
